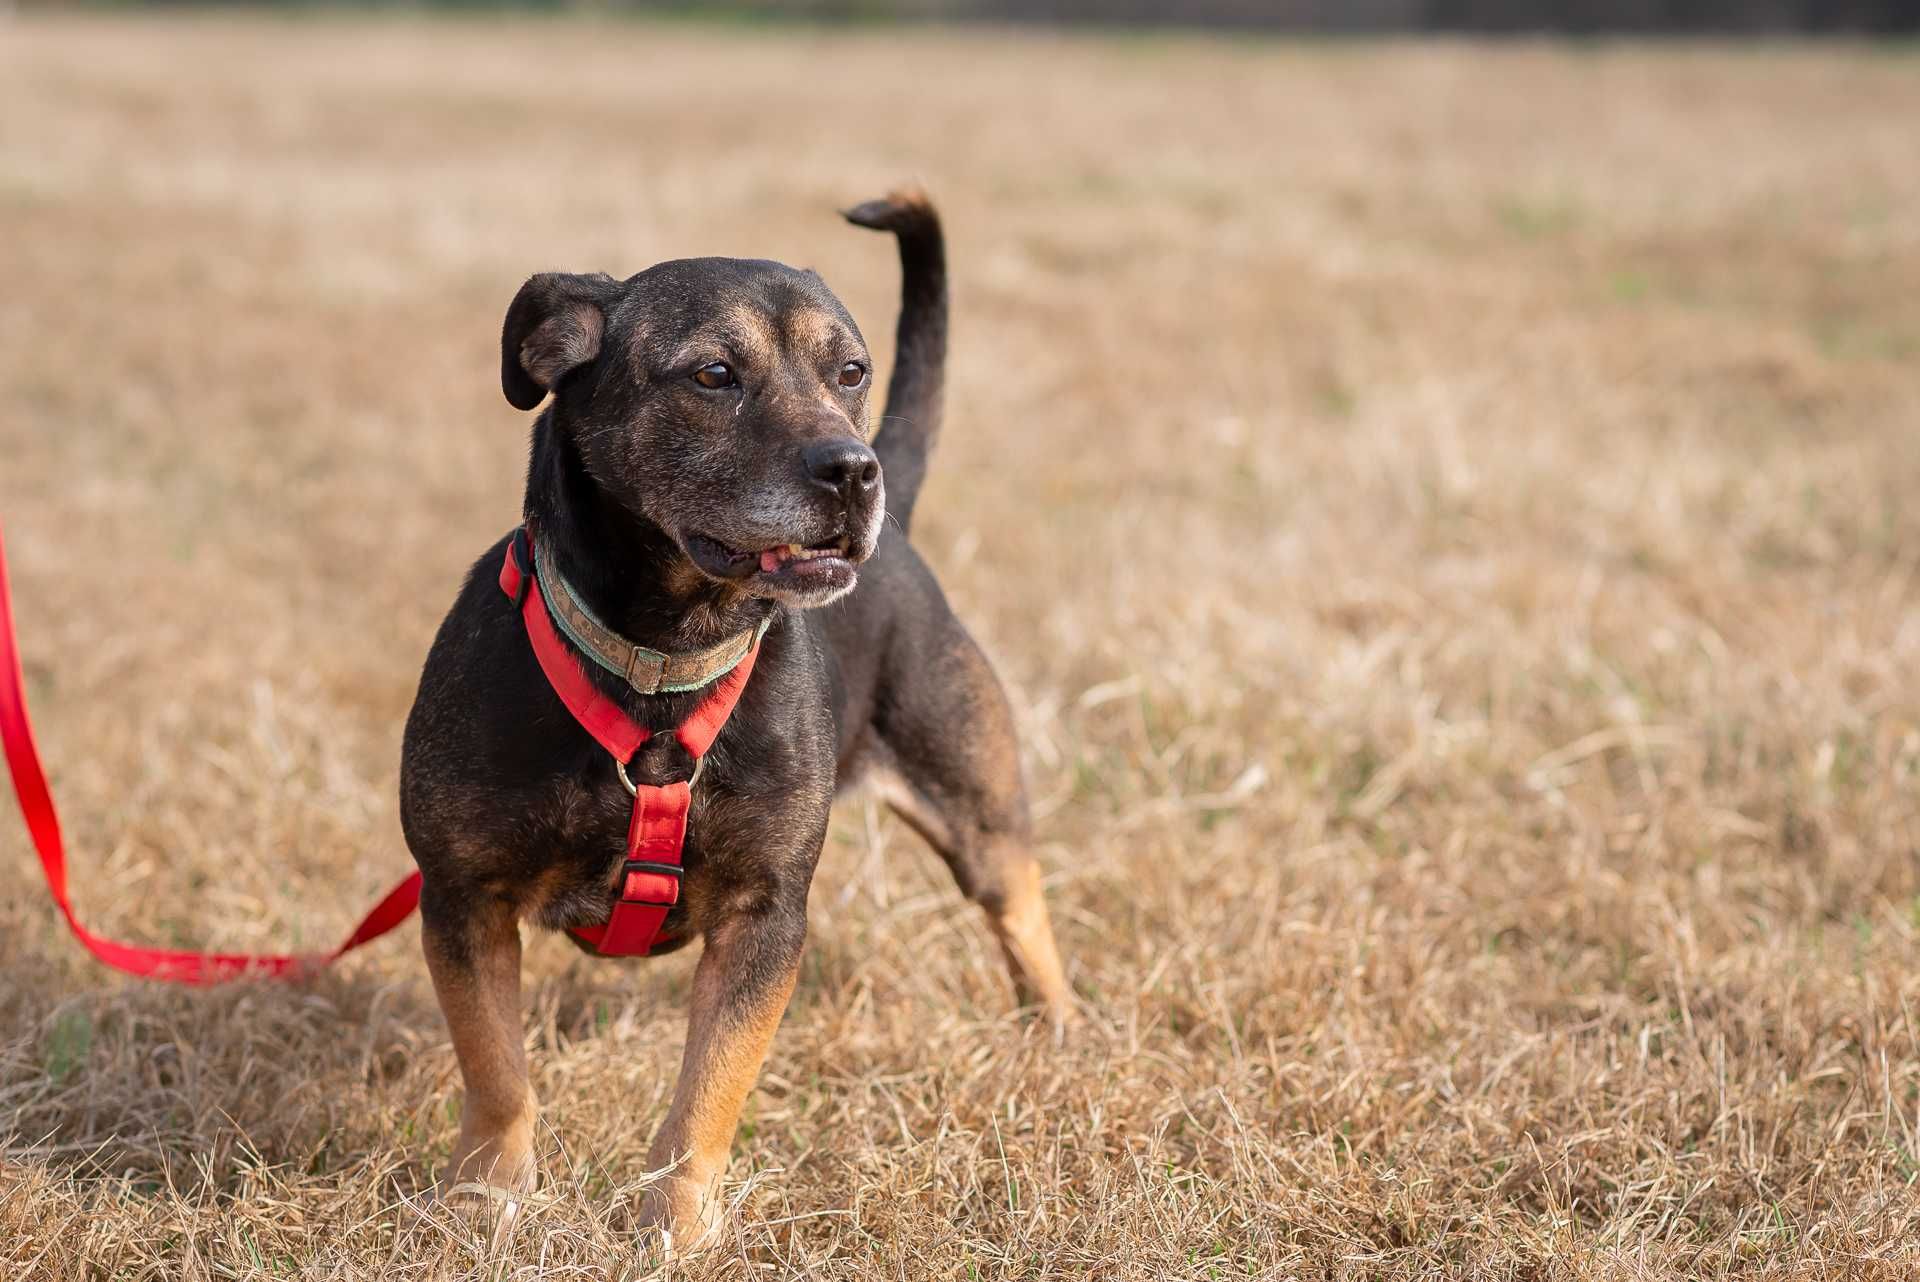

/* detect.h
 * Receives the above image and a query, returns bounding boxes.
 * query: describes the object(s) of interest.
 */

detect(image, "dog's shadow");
[4,912,875,1203]
[1,929,780,1200]
[3,954,433,1198]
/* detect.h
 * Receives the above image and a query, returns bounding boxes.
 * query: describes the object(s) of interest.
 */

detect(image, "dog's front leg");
[637,898,804,1247]
[421,888,537,1197]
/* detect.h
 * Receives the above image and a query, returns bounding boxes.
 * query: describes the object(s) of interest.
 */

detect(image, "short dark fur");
[398,193,1071,1242]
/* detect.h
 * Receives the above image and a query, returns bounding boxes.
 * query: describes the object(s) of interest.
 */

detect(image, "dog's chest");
[518,771,753,936]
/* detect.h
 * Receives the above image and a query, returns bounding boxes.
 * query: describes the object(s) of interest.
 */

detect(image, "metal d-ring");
[615,751,704,797]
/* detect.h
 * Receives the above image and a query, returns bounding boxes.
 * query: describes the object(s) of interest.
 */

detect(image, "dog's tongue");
[759,549,783,573]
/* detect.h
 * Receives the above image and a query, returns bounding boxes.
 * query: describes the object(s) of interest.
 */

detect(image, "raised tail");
[843,190,947,536]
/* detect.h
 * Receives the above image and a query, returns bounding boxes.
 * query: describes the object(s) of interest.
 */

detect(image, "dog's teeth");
[760,542,846,567]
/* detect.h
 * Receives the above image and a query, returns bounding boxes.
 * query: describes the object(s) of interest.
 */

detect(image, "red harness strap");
[499,529,757,957]
[0,519,422,984]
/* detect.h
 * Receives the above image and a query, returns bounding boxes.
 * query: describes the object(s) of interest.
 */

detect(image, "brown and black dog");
[398,193,1072,1243]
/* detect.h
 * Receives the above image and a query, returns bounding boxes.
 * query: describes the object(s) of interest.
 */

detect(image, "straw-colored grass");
[2,14,1918,1279]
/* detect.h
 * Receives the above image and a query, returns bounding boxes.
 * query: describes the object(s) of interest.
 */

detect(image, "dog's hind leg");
[872,625,1074,1029]
[421,885,537,1197]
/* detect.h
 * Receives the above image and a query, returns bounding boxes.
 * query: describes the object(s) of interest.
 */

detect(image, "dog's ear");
[501,272,623,411]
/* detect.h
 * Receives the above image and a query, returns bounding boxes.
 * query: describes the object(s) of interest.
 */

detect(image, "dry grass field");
[2,13,1918,1279]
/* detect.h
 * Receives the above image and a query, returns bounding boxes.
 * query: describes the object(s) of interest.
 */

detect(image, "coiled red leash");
[0,519,422,983]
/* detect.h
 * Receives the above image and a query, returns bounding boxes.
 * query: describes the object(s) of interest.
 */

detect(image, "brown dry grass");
[2,13,1918,1279]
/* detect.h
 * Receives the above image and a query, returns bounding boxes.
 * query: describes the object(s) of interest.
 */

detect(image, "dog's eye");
[692,362,735,390]
[837,362,867,388]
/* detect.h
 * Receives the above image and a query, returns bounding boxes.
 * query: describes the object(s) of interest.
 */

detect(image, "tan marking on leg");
[424,903,536,1195]
[877,764,1074,1030]
[639,919,800,1247]
[986,845,1075,1029]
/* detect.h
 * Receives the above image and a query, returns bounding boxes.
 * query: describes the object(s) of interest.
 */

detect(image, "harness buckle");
[619,858,683,907]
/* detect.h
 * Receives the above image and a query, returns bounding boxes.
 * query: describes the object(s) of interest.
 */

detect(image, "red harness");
[498,528,758,956]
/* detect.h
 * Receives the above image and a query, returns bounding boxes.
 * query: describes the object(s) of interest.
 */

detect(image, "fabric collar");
[529,531,769,696]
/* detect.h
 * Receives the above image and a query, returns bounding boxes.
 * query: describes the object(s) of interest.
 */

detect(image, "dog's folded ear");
[501,272,623,411]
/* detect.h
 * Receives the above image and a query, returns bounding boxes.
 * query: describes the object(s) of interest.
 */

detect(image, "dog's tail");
[843,190,946,536]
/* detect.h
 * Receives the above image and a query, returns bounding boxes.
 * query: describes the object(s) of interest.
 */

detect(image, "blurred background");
[15,0,1920,30]
[2,2,1918,1278]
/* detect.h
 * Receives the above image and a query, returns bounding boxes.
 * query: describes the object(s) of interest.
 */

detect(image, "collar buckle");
[624,646,667,695]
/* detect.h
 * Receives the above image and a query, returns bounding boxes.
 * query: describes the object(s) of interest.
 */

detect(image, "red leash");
[0,519,422,983]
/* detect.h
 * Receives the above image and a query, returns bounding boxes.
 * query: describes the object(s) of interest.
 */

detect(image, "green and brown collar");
[532,535,768,696]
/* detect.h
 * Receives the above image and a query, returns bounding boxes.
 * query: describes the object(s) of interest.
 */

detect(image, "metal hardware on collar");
[615,751,704,797]
[625,647,667,695]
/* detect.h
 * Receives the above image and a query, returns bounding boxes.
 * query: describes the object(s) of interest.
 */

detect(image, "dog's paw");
[424,1175,535,1253]
[1045,998,1082,1045]
[635,1172,725,1256]
[433,1124,538,1243]
[441,1128,537,1195]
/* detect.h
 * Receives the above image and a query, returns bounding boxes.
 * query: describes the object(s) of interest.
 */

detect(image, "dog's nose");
[804,440,881,497]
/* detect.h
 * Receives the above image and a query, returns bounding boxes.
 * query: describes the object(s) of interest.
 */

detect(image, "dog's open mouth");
[753,541,848,573]
[685,533,858,596]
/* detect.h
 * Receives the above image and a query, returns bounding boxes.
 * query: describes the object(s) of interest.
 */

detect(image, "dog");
[398,192,1073,1244]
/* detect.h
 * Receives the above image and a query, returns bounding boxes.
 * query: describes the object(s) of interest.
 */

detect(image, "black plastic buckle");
[620,859,683,905]
[508,527,533,610]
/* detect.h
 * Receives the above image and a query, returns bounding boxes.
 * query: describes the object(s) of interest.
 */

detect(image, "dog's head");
[502,257,883,608]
